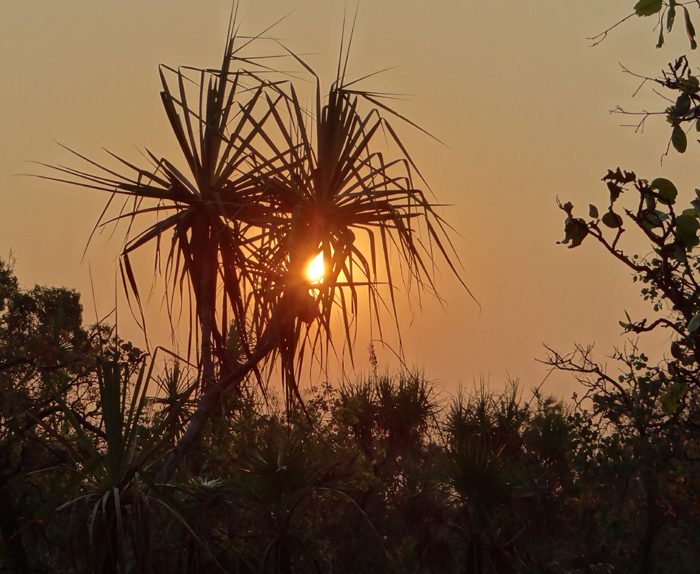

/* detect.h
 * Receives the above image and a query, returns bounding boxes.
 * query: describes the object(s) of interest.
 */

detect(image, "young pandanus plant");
[41,19,469,485]
[35,348,198,574]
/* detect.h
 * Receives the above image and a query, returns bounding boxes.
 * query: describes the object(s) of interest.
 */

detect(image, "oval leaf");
[671,382,688,400]
[688,312,700,332]
[602,210,623,229]
[672,125,688,153]
[643,209,664,228]
[589,204,599,219]
[651,178,678,205]
[680,76,699,94]
[675,213,700,248]
[677,93,691,114]
[634,0,663,16]
[660,392,677,415]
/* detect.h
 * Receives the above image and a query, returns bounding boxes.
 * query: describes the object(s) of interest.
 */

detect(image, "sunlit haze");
[308,253,324,283]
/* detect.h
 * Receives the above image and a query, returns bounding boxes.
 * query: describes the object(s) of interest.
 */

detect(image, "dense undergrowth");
[2,257,700,574]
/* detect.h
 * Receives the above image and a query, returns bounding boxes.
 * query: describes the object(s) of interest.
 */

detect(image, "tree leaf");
[659,384,689,416]
[560,217,588,248]
[672,125,688,153]
[677,93,691,114]
[668,1,676,31]
[651,178,678,205]
[607,181,623,203]
[642,209,666,228]
[684,6,697,49]
[671,382,688,400]
[634,0,663,17]
[589,204,599,218]
[602,210,623,229]
[688,311,700,332]
[679,76,700,94]
[675,213,700,249]
[691,198,700,215]
[660,392,677,415]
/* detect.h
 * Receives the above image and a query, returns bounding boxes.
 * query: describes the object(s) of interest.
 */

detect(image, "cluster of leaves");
[0,258,160,573]
[618,56,700,154]
[545,338,700,572]
[546,6,700,569]
[554,160,700,571]
[0,256,97,573]
[592,1,699,49]
[634,0,698,49]
[559,167,700,342]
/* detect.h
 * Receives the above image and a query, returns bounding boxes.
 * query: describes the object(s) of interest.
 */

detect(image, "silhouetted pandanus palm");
[41,17,468,484]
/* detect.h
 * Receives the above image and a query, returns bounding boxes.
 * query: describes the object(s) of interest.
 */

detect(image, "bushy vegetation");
[2,253,700,573]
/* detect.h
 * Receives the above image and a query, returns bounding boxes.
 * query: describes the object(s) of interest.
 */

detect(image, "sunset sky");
[1,0,696,399]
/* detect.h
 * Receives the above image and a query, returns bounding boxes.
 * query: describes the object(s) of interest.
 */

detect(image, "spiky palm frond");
[238,45,471,403]
[39,30,291,390]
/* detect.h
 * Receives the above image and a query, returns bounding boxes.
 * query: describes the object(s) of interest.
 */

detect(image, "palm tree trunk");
[192,217,218,392]
[156,334,275,485]
[156,282,313,485]
[639,467,658,574]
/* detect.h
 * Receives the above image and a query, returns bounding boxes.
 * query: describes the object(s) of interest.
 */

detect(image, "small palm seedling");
[35,348,196,574]
[443,385,574,573]
[232,421,344,573]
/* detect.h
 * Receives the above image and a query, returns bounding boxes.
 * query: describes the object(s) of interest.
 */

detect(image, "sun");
[307,252,324,283]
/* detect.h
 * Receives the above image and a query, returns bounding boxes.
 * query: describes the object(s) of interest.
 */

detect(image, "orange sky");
[0,1,695,400]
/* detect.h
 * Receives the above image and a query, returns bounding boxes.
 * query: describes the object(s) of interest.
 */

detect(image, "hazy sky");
[1,0,696,399]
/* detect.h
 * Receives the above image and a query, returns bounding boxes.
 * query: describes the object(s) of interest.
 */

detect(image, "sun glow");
[307,252,324,283]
